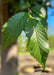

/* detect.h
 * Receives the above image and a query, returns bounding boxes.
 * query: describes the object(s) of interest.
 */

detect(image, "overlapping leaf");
[2,12,29,49]
[25,17,49,70]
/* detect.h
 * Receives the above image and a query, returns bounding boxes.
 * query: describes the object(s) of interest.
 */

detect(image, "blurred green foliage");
[18,31,28,52]
[49,35,54,50]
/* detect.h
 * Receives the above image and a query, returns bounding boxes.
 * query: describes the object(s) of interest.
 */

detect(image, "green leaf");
[2,12,29,50]
[31,4,46,18]
[25,17,49,70]
[25,18,38,40]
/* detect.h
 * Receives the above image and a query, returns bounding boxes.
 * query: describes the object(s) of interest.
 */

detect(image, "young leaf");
[2,12,29,50]
[25,17,49,70]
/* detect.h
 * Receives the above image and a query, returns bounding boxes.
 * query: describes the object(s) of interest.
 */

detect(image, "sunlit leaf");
[25,17,49,70]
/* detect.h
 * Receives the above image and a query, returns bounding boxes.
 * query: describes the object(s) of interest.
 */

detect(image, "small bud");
[29,15,32,18]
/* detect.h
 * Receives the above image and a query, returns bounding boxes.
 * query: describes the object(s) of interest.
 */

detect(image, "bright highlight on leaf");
[31,4,46,19]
